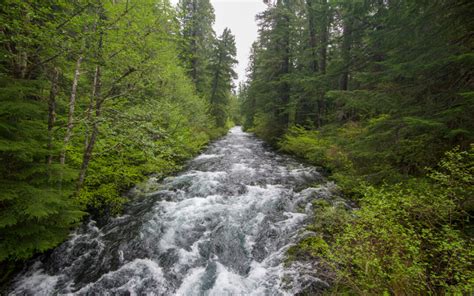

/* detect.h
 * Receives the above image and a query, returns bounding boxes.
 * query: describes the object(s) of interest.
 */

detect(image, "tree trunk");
[315,0,329,127]
[210,53,222,106]
[306,0,319,73]
[60,55,83,165]
[372,0,386,73]
[77,8,104,190]
[279,11,291,129]
[20,52,28,79]
[318,0,328,74]
[190,0,199,86]
[316,93,325,127]
[84,65,100,148]
[47,67,60,165]
[77,65,101,190]
[339,17,353,90]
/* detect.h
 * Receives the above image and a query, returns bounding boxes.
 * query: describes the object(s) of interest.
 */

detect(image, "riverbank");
[268,126,474,294]
[0,125,229,290]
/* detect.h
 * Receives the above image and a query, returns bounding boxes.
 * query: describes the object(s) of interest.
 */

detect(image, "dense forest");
[240,0,473,294]
[1,0,473,294]
[0,0,238,282]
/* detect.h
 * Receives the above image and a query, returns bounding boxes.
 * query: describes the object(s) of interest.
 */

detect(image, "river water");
[9,127,338,295]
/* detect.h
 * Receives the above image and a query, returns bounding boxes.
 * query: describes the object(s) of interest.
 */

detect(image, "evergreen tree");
[242,0,473,164]
[208,28,237,127]
[242,0,474,292]
[241,1,296,141]
[0,0,85,262]
[177,0,216,96]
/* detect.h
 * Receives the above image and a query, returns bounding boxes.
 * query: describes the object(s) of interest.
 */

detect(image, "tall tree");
[0,0,85,262]
[243,0,295,140]
[208,28,237,127]
[0,0,218,267]
[177,0,216,96]
[241,1,474,291]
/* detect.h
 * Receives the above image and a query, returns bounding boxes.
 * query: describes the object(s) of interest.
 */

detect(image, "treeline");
[0,0,236,276]
[240,0,473,294]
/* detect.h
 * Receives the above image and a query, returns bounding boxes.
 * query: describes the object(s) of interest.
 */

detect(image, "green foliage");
[69,15,216,213]
[279,125,365,195]
[227,94,241,125]
[208,28,238,127]
[177,1,237,128]
[177,0,216,96]
[244,2,474,292]
[0,0,91,262]
[287,236,329,260]
[279,127,474,294]
[250,112,284,143]
[241,0,473,168]
[280,126,335,169]
[290,148,474,294]
[428,145,474,220]
[0,77,84,262]
[0,0,230,270]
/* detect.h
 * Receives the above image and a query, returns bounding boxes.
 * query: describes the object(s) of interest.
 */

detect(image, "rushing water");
[10,127,339,295]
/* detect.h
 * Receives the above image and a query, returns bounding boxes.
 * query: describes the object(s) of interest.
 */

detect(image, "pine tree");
[241,1,295,141]
[241,1,474,292]
[0,0,85,261]
[208,28,237,127]
[177,0,216,97]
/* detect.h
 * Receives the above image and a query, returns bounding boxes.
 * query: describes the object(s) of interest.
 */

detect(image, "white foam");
[194,154,222,161]
[75,258,166,295]
[231,163,256,175]
[11,125,331,295]
[156,196,228,251]
[207,263,252,295]
[11,263,60,296]
[175,267,206,295]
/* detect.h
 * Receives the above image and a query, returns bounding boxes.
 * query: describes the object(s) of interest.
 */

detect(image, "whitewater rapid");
[9,127,337,295]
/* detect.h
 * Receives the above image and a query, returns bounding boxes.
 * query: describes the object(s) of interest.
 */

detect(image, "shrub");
[291,147,474,294]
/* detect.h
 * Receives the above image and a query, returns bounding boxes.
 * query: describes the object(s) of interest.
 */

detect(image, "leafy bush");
[250,112,284,143]
[428,145,474,216]
[291,148,474,294]
[278,125,363,196]
[279,126,330,166]
[75,117,217,216]
[279,126,352,172]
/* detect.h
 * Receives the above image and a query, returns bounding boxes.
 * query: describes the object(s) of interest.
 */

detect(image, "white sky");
[171,0,267,84]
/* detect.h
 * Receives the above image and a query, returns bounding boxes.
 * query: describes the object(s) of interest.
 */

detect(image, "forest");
[0,0,238,283]
[239,0,473,294]
[1,0,473,294]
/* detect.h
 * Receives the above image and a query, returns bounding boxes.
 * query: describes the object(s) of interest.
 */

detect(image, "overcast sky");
[171,0,267,84]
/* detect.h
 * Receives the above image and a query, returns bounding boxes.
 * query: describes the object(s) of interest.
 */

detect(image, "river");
[9,127,337,295]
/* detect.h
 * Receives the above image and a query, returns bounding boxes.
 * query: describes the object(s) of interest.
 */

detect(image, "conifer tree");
[240,1,473,291]
[0,0,85,262]
[208,28,238,127]
[177,0,216,97]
